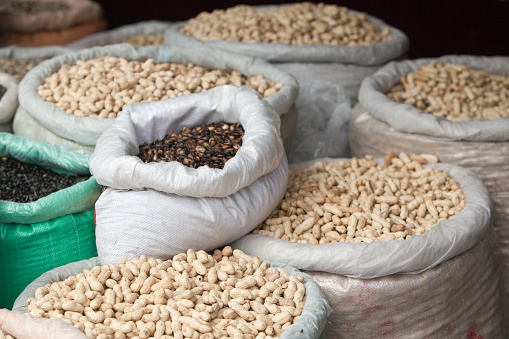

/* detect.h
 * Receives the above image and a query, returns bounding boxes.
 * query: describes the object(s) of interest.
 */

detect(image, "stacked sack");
[67,20,173,48]
[165,3,409,162]
[231,155,509,338]
[90,85,290,264]
[0,0,106,47]
[0,133,102,309]
[350,55,509,295]
[17,43,298,152]
[0,45,71,135]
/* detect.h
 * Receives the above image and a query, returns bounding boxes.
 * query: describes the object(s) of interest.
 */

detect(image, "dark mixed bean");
[0,58,46,81]
[138,121,244,169]
[0,85,6,101]
[0,156,90,203]
[0,1,70,15]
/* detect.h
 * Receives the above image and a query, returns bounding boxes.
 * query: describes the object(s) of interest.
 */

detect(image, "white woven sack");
[18,44,298,148]
[12,258,331,339]
[67,20,172,48]
[231,158,491,277]
[91,85,288,263]
[0,0,102,33]
[349,103,509,295]
[0,46,71,60]
[12,106,94,152]
[0,71,18,125]
[358,55,509,141]
[305,228,508,338]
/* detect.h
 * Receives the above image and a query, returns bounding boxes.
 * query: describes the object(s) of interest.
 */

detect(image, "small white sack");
[0,72,18,124]
[231,158,492,279]
[90,85,285,197]
[92,86,288,264]
[67,20,172,48]
[358,55,509,141]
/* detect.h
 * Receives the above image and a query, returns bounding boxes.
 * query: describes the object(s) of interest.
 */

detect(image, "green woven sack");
[0,133,102,309]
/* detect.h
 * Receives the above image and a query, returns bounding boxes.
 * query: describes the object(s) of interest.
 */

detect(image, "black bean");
[0,156,90,203]
[138,121,244,169]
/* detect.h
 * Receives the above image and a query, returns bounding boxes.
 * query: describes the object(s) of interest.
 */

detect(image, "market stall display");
[18,44,298,152]
[351,55,509,295]
[231,155,509,337]
[0,133,102,310]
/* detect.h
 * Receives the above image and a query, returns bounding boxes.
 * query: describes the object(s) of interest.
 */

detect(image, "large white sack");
[18,44,298,148]
[92,86,288,264]
[12,106,94,152]
[349,103,509,295]
[67,20,172,48]
[0,72,18,125]
[12,257,331,339]
[231,159,491,278]
[358,55,509,141]
[306,228,509,338]
[90,85,285,197]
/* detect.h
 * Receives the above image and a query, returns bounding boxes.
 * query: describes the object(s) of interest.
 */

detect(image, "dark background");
[93,0,509,59]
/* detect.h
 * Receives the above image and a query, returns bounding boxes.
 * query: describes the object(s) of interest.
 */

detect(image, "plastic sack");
[18,43,298,149]
[305,228,509,338]
[0,133,102,309]
[288,79,351,163]
[67,20,172,48]
[349,103,509,296]
[0,0,103,33]
[12,257,331,339]
[358,55,509,141]
[91,86,289,263]
[13,106,94,152]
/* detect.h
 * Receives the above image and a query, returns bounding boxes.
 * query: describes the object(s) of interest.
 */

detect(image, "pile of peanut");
[254,153,466,244]
[387,61,509,121]
[25,247,306,339]
[37,56,284,118]
[123,35,165,46]
[180,2,392,46]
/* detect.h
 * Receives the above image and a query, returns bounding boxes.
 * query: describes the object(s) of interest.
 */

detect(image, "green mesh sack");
[0,133,102,309]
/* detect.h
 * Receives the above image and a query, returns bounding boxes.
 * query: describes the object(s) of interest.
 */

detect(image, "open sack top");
[165,6,409,65]
[0,133,101,224]
[231,157,492,279]
[358,55,509,141]
[12,257,331,339]
[90,85,285,198]
[18,43,298,146]
[0,72,18,124]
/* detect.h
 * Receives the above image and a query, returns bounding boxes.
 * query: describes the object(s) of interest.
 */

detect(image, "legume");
[138,122,244,169]
[0,58,46,81]
[387,61,509,121]
[0,1,69,15]
[0,156,90,203]
[37,56,284,119]
[254,152,466,244]
[25,247,306,338]
[123,34,165,46]
[181,3,392,46]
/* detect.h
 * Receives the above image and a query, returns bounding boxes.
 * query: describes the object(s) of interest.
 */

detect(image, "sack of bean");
[18,43,298,151]
[231,155,509,337]
[11,247,331,338]
[0,133,102,310]
[165,3,409,160]
[0,72,18,133]
[67,20,172,49]
[90,85,289,264]
[0,0,103,33]
[351,55,509,295]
